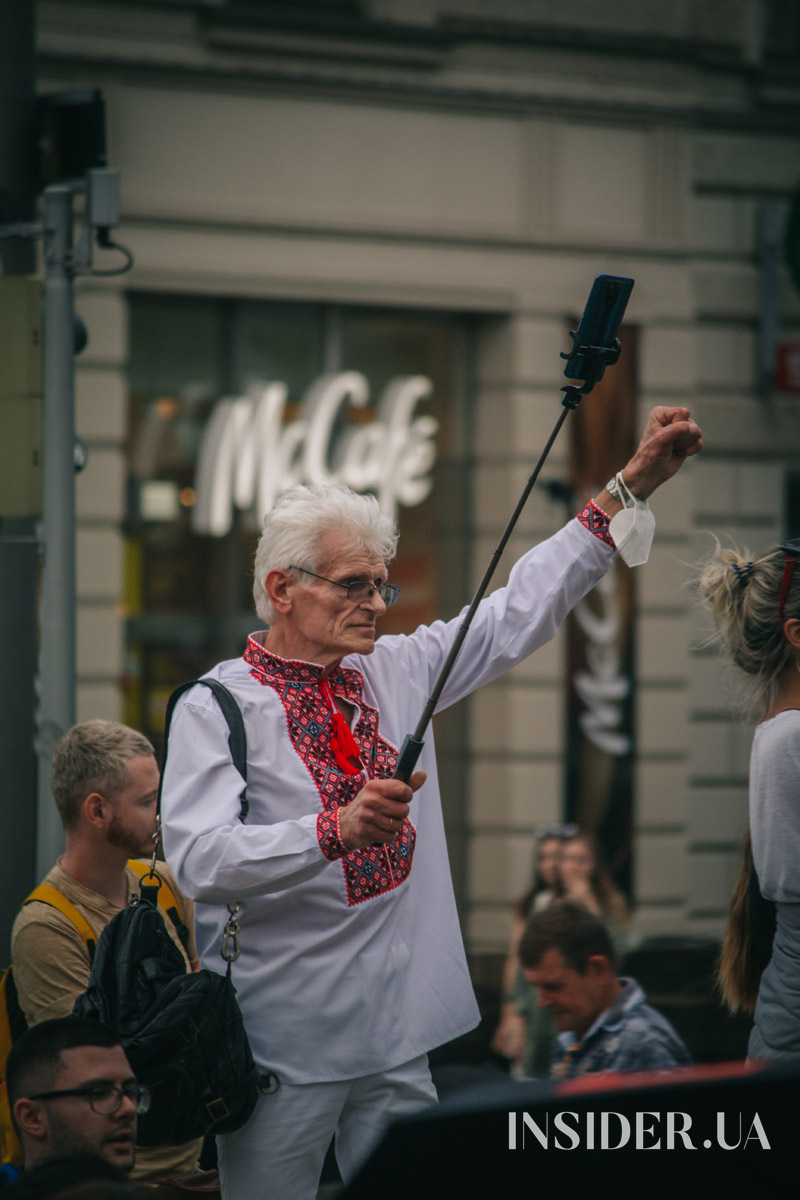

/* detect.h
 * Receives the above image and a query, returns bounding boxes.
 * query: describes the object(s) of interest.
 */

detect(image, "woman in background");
[491,828,566,1070]
[493,825,631,1075]
[699,540,800,1057]
[555,830,630,963]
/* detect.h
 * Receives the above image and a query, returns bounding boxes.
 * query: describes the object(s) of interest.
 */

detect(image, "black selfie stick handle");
[394,735,426,782]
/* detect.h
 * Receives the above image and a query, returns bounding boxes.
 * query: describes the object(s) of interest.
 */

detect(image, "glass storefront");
[123,294,473,893]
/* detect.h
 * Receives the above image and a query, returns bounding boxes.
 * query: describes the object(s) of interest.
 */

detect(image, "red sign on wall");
[775,341,800,392]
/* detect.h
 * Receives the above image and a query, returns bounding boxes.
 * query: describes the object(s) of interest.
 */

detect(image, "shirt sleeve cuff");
[317,808,348,861]
[575,499,615,549]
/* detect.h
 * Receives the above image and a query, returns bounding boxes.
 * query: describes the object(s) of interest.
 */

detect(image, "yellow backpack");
[0,864,184,1166]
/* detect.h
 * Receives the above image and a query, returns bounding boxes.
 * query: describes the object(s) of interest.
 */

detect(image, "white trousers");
[217,1053,437,1200]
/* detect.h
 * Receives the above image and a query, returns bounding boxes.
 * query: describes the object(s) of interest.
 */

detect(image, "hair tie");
[732,561,753,587]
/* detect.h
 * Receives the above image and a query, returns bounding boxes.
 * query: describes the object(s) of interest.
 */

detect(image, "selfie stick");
[392,274,634,783]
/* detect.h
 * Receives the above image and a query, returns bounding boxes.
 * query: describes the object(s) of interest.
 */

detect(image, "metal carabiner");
[221,902,241,964]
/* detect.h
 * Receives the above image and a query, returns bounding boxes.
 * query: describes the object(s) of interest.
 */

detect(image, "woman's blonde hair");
[697,541,800,719]
[717,830,772,1014]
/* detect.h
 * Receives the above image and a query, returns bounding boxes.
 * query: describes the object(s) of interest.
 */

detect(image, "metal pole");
[0,0,38,947]
[36,183,76,877]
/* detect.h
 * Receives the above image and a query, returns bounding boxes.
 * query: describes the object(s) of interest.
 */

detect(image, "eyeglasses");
[778,540,800,625]
[288,566,399,608]
[29,1084,151,1116]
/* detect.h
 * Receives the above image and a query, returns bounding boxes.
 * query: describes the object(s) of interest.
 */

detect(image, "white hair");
[253,483,398,625]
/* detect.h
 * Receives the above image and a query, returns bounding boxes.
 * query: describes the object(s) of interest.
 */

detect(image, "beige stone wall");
[683,127,800,938]
[74,285,127,723]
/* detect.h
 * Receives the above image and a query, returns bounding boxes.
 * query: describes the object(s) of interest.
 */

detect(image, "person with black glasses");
[161,405,701,1200]
[700,539,800,1059]
[6,1019,145,1177]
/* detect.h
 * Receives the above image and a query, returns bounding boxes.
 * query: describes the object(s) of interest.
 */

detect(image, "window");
[124,295,471,753]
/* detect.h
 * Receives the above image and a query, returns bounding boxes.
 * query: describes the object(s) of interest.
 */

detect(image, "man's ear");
[83,791,111,833]
[14,1098,48,1143]
[265,569,294,617]
[585,955,612,980]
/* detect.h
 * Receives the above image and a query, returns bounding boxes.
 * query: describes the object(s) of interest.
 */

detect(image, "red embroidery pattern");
[576,499,615,548]
[317,809,346,861]
[243,638,416,905]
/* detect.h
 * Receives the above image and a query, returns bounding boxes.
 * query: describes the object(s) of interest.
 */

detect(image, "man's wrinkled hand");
[622,406,703,499]
[338,771,426,850]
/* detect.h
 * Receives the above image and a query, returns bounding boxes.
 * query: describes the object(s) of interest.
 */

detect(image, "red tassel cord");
[319,679,397,885]
[319,679,363,777]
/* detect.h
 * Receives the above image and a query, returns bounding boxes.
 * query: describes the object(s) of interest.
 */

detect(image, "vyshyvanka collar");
[243,632,364,704]
[243,633,365,776]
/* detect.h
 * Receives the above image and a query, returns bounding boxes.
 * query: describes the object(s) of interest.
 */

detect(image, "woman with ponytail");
[699,540,800,1056]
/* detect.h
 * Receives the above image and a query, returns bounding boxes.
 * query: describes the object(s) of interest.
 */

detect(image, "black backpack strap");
[159,679,249,823]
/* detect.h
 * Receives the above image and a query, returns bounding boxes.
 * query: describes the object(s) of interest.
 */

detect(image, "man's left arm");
[376,406,702,711]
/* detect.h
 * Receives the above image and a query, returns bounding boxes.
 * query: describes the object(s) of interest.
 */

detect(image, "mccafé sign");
[192,371,438,536]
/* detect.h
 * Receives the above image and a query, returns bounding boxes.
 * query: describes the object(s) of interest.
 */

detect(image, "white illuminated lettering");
[303,372,369,483]
[192,372,439,535]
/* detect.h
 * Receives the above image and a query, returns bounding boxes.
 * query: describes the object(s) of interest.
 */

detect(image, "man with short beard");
[10,722,200,1182]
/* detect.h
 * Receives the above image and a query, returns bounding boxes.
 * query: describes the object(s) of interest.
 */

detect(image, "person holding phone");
[161,406,701,1200]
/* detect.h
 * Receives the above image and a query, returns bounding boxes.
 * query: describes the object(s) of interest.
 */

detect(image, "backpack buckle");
[206,1097,231,1122]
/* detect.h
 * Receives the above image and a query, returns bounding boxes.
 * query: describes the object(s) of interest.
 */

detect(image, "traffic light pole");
[36,183,77,876]
[1,81,130,888]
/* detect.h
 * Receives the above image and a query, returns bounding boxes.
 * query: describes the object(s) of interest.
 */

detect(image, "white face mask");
[608,475,655,567]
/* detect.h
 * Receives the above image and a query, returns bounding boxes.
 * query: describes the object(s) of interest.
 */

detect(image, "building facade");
[34,0,800,953]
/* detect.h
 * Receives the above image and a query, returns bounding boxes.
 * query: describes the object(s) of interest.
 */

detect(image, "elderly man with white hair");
[161,406,702,1200]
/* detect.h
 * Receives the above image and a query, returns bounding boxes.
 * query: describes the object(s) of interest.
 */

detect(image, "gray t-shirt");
[751,710,800,902]
[749,710,800,1056]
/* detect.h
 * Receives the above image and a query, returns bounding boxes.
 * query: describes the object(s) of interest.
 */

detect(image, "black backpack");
[74,678,269,1146]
